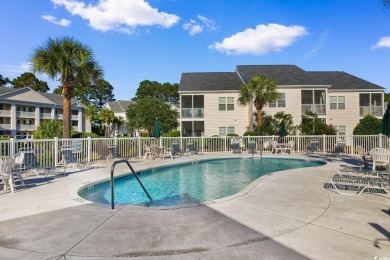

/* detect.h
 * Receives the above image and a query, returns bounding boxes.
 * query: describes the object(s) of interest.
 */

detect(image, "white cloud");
[209,23,308,55]
[41,15,71,26]
[50,0,180,34]
[183,15,217,36]
[372,37,390,49]
[0,63,30,75]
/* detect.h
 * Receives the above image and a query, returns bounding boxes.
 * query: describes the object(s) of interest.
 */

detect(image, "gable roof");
[179,72,243,92]
[107,100,134,113]
[178,65,385,92]
[237,65,384,90]
[0,87,85,108]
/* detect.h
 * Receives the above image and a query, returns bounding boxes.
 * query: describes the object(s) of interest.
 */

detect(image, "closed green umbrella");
[279,120,287,142]
[381,102,390,137]
[153,118,161,138]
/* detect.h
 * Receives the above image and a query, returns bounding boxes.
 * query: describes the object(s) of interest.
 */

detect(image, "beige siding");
[328,92,360,136]
[203,92,249,136]
[263,88,302,125]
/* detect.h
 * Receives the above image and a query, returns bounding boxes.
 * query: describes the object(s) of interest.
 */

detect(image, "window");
[336,125,346,135]
[330,96,345,110]
[218,97,234,111]
[219,126,235,136]
[269,93,286,107]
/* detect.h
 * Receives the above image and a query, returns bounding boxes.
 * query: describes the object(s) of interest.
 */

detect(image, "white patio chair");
[370,148,390,171]
[286,141,295,154]
[271,141,279,154]
[0,157,16,193]
[143,144,152,159]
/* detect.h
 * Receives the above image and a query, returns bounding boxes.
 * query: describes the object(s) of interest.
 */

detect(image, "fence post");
[323,134,326,153]
[224,136,227,152]
[297,134,300,153]
[114,136,118,146]
[202,136,204,153]
[379,134,383,148]
[350,134,354,155]
[87,137,92,163]
[10,138,15,156]
[138,136,141,159]
[54,137,59,167]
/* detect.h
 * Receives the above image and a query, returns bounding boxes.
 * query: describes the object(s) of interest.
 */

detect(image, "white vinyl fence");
[0,134,389,167]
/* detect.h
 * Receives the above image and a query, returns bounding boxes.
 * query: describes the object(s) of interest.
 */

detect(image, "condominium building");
[179,65,385,137]
[0,87,89,137]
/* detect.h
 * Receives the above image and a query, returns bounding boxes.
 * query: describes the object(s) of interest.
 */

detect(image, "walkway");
[0,154,389,259]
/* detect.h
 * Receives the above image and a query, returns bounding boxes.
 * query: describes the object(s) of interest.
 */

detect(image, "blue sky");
[1,0,390,100]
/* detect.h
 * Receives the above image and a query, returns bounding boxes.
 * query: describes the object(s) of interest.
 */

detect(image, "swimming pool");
[79,158,325,207]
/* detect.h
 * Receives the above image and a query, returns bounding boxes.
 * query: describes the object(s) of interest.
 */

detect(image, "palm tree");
[237,75,279,135]
[98,108,115,137]
[30,36,103,138]
[113,116,125,136]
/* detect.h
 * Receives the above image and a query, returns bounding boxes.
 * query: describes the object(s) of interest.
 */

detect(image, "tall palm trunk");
[255,101,264,135]
[62,83,73,138]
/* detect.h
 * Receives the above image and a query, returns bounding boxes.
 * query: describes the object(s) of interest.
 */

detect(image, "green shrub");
[226,133,239,137]
[353,114,381,135]
[163,130,180,137]
[243,131,258,136]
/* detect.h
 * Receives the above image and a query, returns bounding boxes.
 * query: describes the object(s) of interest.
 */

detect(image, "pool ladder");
[110,160,152,210]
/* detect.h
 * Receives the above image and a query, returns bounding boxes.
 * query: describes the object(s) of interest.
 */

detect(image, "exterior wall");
[263,88,302,126]
[327,91,359,136]
[203,92,249,136]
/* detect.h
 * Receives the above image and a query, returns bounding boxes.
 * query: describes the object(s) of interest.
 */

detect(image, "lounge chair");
[370,148,390,171]
[143,144,153,159]
[60,146,88,173]
[18,148,50,176]
[106,144,124,162]
[286,141,295,154]
[332,140,346,156]
[247,141,257,154]
[271,141,280,154]
[185,143,197,155]
[171,142,181,157]
[307,139,319,154]
[0,157,16,193]
[231,138,241,154]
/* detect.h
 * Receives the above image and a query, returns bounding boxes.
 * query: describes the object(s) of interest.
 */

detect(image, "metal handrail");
[110,160,152,210]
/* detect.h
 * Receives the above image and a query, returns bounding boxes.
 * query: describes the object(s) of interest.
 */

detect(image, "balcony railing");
[0,110,11,116]
[40,113,52,119]
[182,108,204,118]
[360,106,383,117]
[16,124,36,131]
[16,111,35,118]
[0,123,11,130]
[301,104,326,115]
[55,114,79,120]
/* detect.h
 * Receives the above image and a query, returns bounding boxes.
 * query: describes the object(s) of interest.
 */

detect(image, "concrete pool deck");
[0,153,389,259]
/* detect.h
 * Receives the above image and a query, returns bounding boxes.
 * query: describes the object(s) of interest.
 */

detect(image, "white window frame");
[219,126,235,136]
[330,96,345,110]
[218,97,234,111]
[335,125,346,135]
[269,93,286,108]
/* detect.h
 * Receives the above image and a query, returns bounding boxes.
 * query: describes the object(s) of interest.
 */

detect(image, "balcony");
[16,124,36,131]
[40,113,52,119]
[301,104,326,115]
[0,123,11,130]
[360,106,383,117]
[56,114,79,120]
[182,108,204,119]
[0,110,11,116]
[16,111,35,118]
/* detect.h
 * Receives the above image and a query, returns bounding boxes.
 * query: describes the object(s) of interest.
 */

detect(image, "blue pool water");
[79,158,325,207]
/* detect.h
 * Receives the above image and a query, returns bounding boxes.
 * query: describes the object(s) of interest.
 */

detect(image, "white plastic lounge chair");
[370,148,390,171]
[0,157,16,193]
[143,144,152,159]
[286,141,295,154]
[271,141,279,154]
